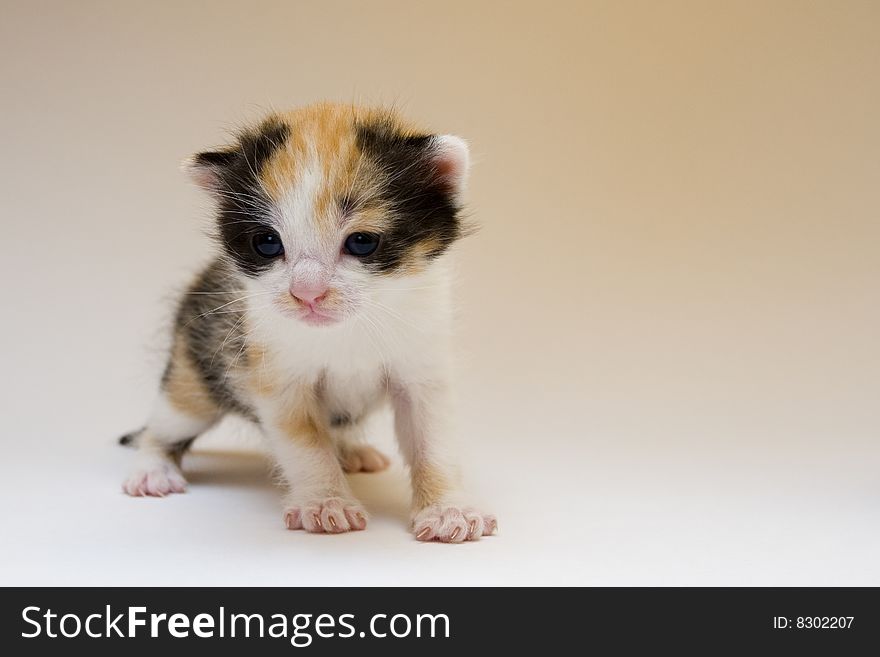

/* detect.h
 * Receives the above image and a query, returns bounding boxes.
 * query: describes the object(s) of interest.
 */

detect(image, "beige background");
[1,0,878,585]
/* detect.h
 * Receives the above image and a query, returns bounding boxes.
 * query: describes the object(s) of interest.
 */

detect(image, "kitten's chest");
[255,320,388,420]
[262,319,386,375]
[319,369,386,425]
[251,311,384,383]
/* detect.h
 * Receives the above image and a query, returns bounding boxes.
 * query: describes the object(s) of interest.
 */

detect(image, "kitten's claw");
[284,497,368,534]
[412,505,496,543]
[339,444,391,473]
[284,508,302,529]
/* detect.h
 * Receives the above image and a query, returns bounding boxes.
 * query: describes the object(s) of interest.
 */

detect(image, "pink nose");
[290,283,328,308]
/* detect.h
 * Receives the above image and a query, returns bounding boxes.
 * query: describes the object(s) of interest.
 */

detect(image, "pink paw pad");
[339,445,391,473]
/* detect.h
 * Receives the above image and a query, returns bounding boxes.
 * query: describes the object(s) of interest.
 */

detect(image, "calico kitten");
[120,103,496,542]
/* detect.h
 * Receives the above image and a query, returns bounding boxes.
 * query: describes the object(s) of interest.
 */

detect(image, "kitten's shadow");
[184,449,411,523]
[184,450,275,490]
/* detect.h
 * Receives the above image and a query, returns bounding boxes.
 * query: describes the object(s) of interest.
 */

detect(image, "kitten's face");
[187,104,469,326]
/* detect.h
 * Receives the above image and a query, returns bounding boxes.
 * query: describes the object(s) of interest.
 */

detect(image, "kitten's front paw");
[412,504,497,543]
[339,444,391,473]
[122,461,187,497]
[284,497,368,533]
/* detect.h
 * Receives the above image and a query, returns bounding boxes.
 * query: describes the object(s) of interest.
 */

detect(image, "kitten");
[120,103,496,542]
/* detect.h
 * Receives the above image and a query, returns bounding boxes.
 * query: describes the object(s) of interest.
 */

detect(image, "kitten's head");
[185,104,469,326]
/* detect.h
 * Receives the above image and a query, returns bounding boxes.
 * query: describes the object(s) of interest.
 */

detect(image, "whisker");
[182,291,271,327]
[367,301,424,333]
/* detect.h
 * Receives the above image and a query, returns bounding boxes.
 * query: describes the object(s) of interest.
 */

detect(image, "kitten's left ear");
[430,135,470,200]
[181,149,237,192]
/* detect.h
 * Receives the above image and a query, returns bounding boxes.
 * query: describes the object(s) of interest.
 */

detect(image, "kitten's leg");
[331,418,390,473]
[121,396,217,496]
[392,381,497,543]
[260,390,368,533]
[122,338,221,497]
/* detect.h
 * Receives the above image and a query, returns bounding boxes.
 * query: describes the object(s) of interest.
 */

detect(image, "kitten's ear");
[181,149,237,192]
[429,135,470,199]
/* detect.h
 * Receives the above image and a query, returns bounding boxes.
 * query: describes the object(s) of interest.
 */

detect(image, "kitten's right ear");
[181,149,237,192]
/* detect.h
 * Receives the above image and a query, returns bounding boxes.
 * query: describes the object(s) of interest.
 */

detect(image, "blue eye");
[252,232,283,258]
[344,232,381,257]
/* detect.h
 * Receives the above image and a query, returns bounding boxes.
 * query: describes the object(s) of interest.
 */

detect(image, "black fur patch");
[193,149,238,168]
[117,428,196,458]
[171,260,257,420]
[355,120,462,272]
[195,118,291,277]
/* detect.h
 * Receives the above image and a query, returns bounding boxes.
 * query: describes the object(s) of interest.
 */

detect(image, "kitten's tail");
[118,427,145,448]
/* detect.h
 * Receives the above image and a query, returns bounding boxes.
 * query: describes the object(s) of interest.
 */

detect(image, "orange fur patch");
[389,236,446,276]
[276,382,328,449]
[164,336,220,420]
[257,104,427,248]
[260,105,366,237]
[244,341,279,398]
[411,465,450,509]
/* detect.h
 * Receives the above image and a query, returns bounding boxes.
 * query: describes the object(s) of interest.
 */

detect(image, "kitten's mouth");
[299,308,340,326]
[273,296,341,326]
